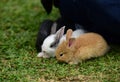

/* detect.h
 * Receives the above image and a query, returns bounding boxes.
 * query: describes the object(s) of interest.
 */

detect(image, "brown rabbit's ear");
[68,38,75,47]
[66,29,73,41]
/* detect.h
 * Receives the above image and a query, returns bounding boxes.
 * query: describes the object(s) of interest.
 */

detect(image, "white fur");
[37,34,56,58]
[37,29,86,58]
[59,29,85,44]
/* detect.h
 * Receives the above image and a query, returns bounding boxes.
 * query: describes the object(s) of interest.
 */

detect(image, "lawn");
[0,0,120,82]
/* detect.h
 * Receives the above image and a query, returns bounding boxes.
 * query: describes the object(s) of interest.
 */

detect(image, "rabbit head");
[37,26,65,58]
[55,29,77,63]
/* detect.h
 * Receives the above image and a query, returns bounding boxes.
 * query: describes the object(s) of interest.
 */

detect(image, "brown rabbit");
[55,29,109,64]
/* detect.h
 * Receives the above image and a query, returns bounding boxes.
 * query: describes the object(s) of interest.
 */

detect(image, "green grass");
[0,0,120,82]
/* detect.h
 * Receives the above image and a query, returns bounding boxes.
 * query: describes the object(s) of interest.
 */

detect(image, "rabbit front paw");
[43,54,50,58]
[37,52,44,57]
[69,61,78,65]
[37,52,50,58]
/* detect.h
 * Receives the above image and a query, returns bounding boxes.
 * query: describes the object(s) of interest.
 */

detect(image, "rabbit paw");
[37,52,50,58]
[43,54,50,58]
[37,52,44,57]
[69,61,78,65]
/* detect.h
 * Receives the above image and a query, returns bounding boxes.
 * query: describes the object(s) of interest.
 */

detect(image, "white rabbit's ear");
[50,22,57,34]
[55,26,65,41]
[50,26,65,48]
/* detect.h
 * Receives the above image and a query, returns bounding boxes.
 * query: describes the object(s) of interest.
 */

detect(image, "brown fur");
[55,29,109,64]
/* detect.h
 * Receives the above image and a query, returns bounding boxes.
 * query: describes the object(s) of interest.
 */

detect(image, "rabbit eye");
[50,42,57,48]
[50,44,55,47]
[60,54,63,56]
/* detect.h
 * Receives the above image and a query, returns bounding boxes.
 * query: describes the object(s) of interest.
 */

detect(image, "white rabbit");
[37,26,86,58]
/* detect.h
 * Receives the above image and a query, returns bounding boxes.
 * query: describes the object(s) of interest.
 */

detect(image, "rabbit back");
[73,33,109,60]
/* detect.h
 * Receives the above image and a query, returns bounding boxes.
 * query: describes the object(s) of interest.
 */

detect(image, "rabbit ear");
[50,26,65,48]
[66,29,73,41]
[50,22,57,34]
[68,38,75,47]
[55,26,65,41]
